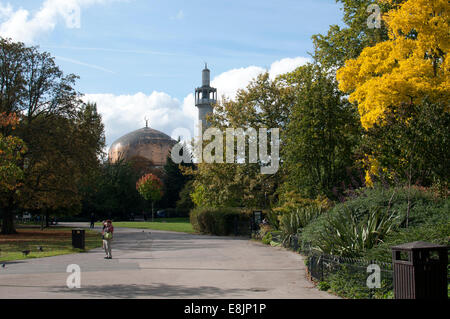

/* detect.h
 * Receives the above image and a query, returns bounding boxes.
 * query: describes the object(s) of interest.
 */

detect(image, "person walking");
[90,213,95,229]
[102,220,114,259]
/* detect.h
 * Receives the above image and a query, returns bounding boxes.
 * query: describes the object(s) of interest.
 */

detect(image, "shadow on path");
[51,283,248,298]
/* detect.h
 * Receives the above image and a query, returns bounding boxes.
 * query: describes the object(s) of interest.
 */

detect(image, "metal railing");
[284,236,395,298]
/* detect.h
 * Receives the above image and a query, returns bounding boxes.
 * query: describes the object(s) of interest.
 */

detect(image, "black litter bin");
[72,229,85,250]
[392,241,448,299]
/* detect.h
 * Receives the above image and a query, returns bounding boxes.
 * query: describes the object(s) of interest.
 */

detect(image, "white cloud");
[84,56,310,150]
[83,91,197,148]
[211,66,265,101]
[269,56,311,79]
[211,57,311,101]
[0,0,115,43]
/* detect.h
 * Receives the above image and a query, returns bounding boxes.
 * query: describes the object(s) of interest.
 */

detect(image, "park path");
[0,223,338,299]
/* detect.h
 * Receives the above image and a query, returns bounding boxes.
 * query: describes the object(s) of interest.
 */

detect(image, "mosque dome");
[108,126,177,168]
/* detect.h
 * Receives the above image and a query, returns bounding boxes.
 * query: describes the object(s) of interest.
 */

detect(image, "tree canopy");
[337,0,449,130]
[0,38,105,233]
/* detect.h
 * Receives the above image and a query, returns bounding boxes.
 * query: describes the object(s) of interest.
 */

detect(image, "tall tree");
[137,173,164,220]
[0,38,104,233]
[81,159,144,220]
[280,63,361,199]
[161,151,193,209]
[0,112,26,193]
[336,0,449,185]
[0,112,27,233]
[312,0,402,69]
[188,73,286,209]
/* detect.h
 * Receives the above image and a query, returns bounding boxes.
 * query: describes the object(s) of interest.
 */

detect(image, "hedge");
[189,207,251,236]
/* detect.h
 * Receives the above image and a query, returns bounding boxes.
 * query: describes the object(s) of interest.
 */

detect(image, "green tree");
[0,38,104,233]
[137,173,164,220]
[160,144,193,209]
[176,180,195,214]
[0,112,27,233]
[361,99,450,188]
[280,63,362,199]
[0,113,26,192]
[188,73,285,209]
[81,158,144,220]
[312,0,401,69]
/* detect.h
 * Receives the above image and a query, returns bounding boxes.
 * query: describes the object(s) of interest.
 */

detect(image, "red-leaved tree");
[136,173,163,221]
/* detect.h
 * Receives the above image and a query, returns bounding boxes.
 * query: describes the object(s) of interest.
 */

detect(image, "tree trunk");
[1,206,17,235]
[152,201,154,222]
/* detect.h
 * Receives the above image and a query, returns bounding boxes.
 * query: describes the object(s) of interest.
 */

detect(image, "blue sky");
[0,0,344,148]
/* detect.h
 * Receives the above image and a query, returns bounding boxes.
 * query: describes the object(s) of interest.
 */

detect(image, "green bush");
[317,281,330,291]
[326,266,393,299]
[262,231,272,245]
[364,220,450,262]
[300,186,449,299]
[316,206,400,257]
[189,207,251,236]
[301,186,449,257]
[280,205,324,247]
[339,186,447,227]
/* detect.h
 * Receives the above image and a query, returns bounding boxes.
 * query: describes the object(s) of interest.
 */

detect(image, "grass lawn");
[0,226,102,262]
[103,218,194,234]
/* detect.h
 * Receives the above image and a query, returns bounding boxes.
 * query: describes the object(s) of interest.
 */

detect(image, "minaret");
[195,63,217,131]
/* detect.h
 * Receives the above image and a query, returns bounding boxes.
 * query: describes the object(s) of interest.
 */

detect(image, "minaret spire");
[195,64,217,131]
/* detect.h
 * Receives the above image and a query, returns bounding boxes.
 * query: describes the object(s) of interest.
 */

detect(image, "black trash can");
[392,241,448,299]
[72,229,85,250]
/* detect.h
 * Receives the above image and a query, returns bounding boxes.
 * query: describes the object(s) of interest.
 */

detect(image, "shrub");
[257,224,272,241]
[364,219,450,262]
[189,207,251,236]
[262,231,272,245]
[279,205,325,247]
[339,186,446,227]
[301,186,449,299]
[316,206,400,257]
[274,191,329,247]
[317,281,330,291]
[301,186,449,257]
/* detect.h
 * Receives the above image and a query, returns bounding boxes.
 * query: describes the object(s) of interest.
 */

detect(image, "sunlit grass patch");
[104,218,194,234]
[0,227,102,262]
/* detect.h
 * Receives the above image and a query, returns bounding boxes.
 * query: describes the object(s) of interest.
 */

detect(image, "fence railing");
[282,235,395,298]
[275,233,450,299]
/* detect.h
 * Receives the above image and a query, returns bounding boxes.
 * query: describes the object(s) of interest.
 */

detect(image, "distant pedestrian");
[90,213,95,229]
[102,220,114,259]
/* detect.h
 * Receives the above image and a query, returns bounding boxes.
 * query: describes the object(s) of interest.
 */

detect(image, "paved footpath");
[0,223,338,299]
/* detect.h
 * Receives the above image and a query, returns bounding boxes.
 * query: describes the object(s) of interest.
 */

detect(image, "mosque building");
[108,65,217,170]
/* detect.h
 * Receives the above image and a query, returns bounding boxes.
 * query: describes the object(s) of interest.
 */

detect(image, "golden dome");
[108,127,177,167]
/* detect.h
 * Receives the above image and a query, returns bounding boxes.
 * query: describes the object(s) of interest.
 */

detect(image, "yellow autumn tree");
[337,0,449,130]
[337,0,449,186]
